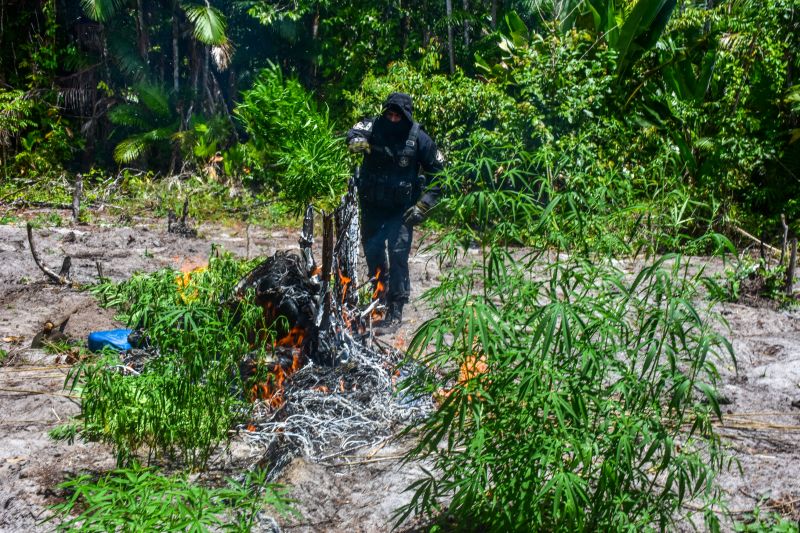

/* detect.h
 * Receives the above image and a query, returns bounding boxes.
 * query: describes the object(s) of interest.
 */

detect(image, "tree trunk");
[172,2,180,93]
[334,176,360,310]
[462,0,470,49]
[136,0,149,65]
[490,0,497,30]
[446,0,455,74]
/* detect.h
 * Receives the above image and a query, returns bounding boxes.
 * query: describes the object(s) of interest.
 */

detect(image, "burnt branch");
[25,222,75,287]
[71,173,83,224]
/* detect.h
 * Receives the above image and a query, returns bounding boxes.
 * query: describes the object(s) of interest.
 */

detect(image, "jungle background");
[1,0,797,231]
[2,0,800,532]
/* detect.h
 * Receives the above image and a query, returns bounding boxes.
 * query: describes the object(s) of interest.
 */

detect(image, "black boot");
[376,301,404,335]
[388,301,404,324]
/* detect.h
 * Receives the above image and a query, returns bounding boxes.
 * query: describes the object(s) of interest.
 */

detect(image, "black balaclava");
[377,92,413,140]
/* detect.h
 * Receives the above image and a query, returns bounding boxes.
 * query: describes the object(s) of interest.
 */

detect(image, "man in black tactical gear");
[347,92,444,332]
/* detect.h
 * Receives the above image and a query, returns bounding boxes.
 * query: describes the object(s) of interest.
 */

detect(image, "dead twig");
[732,225,781,257]
[26,222,75,287]
[786,237,797,296]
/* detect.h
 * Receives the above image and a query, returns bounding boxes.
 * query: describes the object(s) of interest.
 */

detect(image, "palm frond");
[108,31,147,80]
[81,0,128,22]
[107,103,148,129]
[135,84,171,120]
[211,40,234,71]
[183,4,228,45]
[143,124,180,142]
[113,134,149,163]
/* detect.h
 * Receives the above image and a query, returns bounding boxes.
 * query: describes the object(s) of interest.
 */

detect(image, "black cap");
[382,92,413,123]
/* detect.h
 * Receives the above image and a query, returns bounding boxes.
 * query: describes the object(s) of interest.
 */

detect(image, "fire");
[175,263,208,303]
[250,364,287,408]
[250,326,307,408]
[458,354,488,384]
[338,269,352,305]
[371,267,385,301]
[336,269,355,329]
[434,353,489,405]
[276,326,305,347]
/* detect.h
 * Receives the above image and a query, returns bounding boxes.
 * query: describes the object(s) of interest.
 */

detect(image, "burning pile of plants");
[56,193,429,480]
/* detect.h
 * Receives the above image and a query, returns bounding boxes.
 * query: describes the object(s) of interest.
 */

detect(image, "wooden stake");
[72,173,83,224]
[780,214,789,267]
[245,222,251,260]
[95,259,105,282]
[786,237,797,296]
[181,198,189,226]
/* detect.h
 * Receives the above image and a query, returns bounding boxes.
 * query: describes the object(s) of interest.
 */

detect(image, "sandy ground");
[0,211,799,532]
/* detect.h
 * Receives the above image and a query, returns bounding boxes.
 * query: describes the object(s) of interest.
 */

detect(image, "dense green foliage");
[62,251,268,468]
[4,0,799,530]
[1,0,797,231]
[236,64,350,211]
[47,466,294,532]
[396,164,735,530]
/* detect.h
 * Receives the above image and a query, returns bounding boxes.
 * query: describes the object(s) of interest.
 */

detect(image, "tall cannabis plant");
[235,63,351,211]
[396,155,735,531]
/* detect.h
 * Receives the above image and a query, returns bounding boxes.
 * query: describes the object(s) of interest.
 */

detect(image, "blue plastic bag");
[88,329,133,352]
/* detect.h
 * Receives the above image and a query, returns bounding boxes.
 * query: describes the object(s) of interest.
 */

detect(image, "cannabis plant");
[67,251,268,468]
[236,64,350,211]
[48,466,295,532]
[396,156,735,531]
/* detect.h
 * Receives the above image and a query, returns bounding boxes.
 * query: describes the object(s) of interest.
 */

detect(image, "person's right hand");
[348,137,371,154]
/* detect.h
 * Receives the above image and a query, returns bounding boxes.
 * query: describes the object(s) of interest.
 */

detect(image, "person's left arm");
[417,133,445,208]
[404,133,445,225]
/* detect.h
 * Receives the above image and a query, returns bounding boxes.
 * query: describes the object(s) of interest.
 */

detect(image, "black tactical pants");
[360,207,412,305]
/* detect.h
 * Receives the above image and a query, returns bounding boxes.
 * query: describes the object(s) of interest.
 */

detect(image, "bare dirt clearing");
[1,212,799,531]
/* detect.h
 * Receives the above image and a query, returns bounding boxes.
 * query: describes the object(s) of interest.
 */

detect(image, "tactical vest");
[358,122,424,210]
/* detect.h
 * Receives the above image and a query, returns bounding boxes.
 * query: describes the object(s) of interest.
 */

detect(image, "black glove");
[403,202,429,226]
[348,137,371,154]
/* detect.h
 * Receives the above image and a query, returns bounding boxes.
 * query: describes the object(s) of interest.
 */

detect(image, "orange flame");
[250,326,307,408]
[338,269,352,305]
[371,267,385,301]
[276,326,305,347]
[434,354,489,405]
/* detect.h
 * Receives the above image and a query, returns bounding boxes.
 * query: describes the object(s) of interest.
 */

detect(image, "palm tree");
[80,0,230,114]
